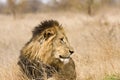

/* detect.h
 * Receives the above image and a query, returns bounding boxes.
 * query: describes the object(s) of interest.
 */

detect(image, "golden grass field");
[0,8,120,80]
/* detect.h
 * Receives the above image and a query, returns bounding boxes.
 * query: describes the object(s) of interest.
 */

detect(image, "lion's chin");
[60,58,70,64]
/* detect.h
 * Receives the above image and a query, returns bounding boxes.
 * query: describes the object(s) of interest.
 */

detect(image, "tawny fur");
[18,20,76,80]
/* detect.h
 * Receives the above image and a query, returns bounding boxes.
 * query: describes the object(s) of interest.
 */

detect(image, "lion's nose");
[69,50,74,54]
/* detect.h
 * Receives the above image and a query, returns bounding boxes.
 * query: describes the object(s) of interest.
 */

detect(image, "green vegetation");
[103,75,120,80]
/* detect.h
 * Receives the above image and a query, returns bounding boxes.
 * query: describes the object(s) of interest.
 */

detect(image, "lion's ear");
[44,28,56,40]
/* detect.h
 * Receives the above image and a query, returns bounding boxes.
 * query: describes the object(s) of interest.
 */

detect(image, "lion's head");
[21,20,74,65]
[19,20,76,80]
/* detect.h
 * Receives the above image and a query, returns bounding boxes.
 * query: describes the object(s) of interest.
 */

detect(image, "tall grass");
[0,8,120,80]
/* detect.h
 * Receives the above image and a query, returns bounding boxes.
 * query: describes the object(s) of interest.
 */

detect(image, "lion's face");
[52,27,74,64]
[21,21,74,64]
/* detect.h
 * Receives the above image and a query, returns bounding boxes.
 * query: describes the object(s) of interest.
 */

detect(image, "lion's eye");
[60,38,63,41]
[60,38,64,43]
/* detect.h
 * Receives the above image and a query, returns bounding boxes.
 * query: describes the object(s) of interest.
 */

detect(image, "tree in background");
[7,0,16,18]
[87,0,94,15]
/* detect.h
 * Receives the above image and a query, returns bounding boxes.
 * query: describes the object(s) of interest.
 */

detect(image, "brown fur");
[18,20,76,80]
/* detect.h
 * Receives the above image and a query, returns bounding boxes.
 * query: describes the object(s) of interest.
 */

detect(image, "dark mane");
[32,20,59,37]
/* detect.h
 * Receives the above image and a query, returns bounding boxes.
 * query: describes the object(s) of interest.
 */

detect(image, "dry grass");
[0,8,120,80]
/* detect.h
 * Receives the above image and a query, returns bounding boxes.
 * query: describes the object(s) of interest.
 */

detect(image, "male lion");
[18,20,76,80]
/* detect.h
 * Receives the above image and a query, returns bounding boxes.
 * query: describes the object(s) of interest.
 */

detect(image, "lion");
[18,20,76,80]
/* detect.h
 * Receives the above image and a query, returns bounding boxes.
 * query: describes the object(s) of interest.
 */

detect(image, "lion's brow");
[32,20,60,37]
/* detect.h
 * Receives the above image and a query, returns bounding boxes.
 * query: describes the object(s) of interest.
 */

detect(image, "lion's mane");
[18,20,76,80]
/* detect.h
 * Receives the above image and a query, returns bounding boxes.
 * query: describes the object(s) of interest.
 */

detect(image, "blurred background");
[0,0,120,16]
[0,0,120,80]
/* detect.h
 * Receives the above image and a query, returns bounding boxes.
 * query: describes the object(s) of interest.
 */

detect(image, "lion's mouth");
[59,55,70,59]
[59,55,70,64]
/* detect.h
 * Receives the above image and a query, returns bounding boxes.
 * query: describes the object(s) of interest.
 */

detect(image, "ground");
[0,8,120,80]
